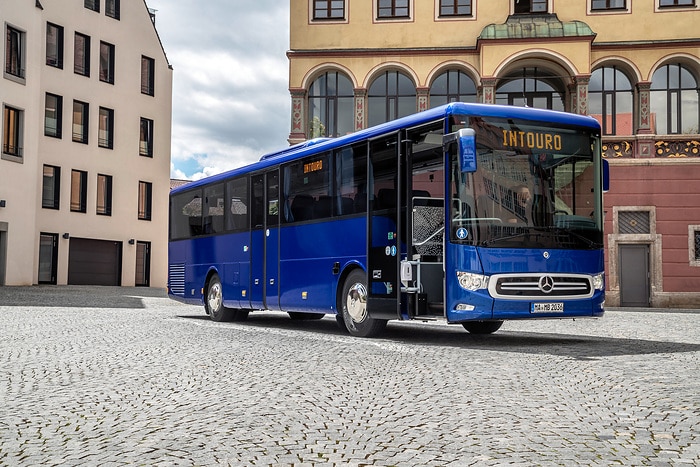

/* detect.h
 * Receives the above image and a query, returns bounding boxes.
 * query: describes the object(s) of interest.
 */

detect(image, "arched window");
[495,67,565,111]
[308,71,354,138]
[368,71,416,127]
[589,66,634,136]
[650,63,700,135]
[429,70,477,108]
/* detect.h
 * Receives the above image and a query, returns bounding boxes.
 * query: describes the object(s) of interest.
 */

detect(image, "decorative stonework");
[354,88,367,131]
[655,139,700,158]
[417,87,429,112]
[602,141,634,158]
[637,82,651,132]
[480,77,497,104]
[288,89,307,143]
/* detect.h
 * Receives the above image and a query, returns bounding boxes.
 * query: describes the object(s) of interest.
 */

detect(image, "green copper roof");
[480,14,595,40]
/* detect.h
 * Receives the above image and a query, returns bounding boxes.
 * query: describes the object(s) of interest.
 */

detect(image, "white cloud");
[147,0,291,180]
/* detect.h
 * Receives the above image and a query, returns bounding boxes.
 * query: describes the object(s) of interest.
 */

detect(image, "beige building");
[288,0,700,307]
[1,0,172,287]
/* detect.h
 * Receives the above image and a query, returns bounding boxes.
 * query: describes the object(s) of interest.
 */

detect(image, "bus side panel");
[220,230,251,310]
[279,217,366,313]
[250,229,265,310]
[478,248,604,275]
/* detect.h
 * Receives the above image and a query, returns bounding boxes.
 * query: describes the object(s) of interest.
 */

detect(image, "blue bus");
[168,102,608,337]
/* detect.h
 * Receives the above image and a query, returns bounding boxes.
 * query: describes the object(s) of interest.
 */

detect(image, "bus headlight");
[592,273,605,291]
[457,271,489,291]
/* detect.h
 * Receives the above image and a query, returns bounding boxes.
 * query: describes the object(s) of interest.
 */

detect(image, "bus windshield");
[450,116,604,249]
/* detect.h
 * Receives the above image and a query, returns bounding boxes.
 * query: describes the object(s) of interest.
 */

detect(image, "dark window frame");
[74,32,90,77]
[513,0,548,14]
[99,41,115,84]
[2,105,23,158]
[313,0,346,19]
[591,0,627,9]
[141,55,155,96]
[42,165,61,210]
[308,71,355,138]
[5,25,25,79]
[429,69,478,107]
[439,0,473,16]
[105,0,120,19]
[96,173,113,216]
[651,63,700,135]
[589,66,634,136]
[98,107,114,149]
[46,22,64,69]
[367,70,417,127]
[70,169,88,213]
[659,0,695,7]
[377,0,410,18]
[84,0,100,12]
[45,93,63,138]
[72,100,89,144]
[139,117,154,157]
[138,181,153,221]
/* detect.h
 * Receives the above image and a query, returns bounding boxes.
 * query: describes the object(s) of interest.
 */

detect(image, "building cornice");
[287,47,478,59]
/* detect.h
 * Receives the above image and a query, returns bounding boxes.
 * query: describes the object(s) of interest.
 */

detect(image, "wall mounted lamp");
[62,233,70,239]
[0,200,6,208]
[128,239,135,245]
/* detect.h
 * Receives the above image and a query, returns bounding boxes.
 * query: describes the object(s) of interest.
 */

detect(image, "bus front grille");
[168,263,186,296]
[488,274,593,299]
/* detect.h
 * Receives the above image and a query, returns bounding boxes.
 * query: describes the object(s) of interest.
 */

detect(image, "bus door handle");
[269,279,275,285]
[254,278,260,285]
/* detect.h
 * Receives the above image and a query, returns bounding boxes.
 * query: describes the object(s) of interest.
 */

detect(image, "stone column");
[570,75,590,115]
[354,88,367,132]
[479,77,497,104]
[636,82,654,158]
[417,87,430,112]
[288,88,307,145]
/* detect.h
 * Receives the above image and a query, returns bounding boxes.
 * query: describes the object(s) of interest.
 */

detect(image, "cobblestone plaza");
[1,286,699,465]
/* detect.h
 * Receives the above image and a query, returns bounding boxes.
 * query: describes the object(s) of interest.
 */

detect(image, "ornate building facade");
[288,0,700,307]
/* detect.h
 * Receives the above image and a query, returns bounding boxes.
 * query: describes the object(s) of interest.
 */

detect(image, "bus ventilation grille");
[490,274,593,299]
[168,263,186,295]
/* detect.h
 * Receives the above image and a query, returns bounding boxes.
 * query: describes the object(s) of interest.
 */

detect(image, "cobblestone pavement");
[1,286,699,466]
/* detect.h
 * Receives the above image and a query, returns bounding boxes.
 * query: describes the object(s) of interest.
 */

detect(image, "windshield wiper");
[539,226,601,249]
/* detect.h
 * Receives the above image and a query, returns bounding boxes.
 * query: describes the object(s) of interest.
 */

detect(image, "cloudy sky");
[146,0,291,181]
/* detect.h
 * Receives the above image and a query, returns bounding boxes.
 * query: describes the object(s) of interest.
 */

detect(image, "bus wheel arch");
[337,267,387,338]
[462,320,503,334]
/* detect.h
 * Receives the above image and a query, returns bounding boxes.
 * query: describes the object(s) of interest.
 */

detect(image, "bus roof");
[171,102,601,194]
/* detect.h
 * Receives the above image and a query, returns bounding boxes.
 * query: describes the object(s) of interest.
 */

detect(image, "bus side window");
[335,143,367,216]
[225,177,248,232]
[251,175,265,229]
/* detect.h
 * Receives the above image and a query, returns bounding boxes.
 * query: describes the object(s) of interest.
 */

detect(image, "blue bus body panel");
[279,216,366,312]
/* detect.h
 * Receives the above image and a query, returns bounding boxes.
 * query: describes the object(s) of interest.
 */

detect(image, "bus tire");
[462,320,503,334]
[205,274,248,322]
[339,269,387,338]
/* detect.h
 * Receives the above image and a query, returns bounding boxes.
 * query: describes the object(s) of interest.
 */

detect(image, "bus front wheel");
[462,320,503,334]
[339,269,387,338]
[206,274,248,322]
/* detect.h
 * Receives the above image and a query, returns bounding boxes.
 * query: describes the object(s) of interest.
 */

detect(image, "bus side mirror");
[602,158,610,192]
[444,128,476,173]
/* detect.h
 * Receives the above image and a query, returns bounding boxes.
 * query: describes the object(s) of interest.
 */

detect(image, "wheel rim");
[208,281,222,313]
[345,282,367,323]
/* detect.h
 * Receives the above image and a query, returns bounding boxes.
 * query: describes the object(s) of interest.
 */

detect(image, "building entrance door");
[619,244,650,307]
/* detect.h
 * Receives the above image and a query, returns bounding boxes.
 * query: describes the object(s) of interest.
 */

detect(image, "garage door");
[68,238,122,286]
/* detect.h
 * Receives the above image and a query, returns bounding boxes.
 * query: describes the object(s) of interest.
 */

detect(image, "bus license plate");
[531,302,564,313]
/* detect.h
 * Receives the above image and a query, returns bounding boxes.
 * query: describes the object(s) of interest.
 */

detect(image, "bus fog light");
[457,271,488,291]
[456,303,475,311]
[592,273,604,291]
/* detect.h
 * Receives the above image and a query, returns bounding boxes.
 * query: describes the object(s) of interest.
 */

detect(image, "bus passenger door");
[366,134,402,320]
[250,174,265,309]
[250,171,280,311]
[265,171,280,310]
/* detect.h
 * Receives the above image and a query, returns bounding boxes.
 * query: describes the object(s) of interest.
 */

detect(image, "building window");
[74,32,90,76]
[691,226,700,266]
[368,71,416,127]
[99,41,115,84]
[496,67,565,111]
[439,0,472,16]
[72,100,89,144]
[308,71,354,138]
[96,174,112,216]
[591,0,626,8]
[313,0,345,19]
[651,63,700,135]
[5,25,25,80]
[98,107,114,149]
[70,169,88,213]
[46,23,64,68]
[139,117,154,157]
[589,66,634,136]
[84,0,99,12]
[105,0,120,19]
[514,0,548,14]
[429,70,477,108]
[2,105,23,158]
[659,0,695,6]
[377,0,410,18]
[138,181,153,221]
[42,165,61,210]
[141,56,155,96]
[45,93,63,138]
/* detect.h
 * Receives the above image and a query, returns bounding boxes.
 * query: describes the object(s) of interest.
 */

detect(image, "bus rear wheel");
[462,320,503,334]
[339,269,387,338]
[206,274,248,322]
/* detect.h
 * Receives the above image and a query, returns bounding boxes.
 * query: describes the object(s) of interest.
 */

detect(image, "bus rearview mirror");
[444,128,477,173]
[602,158,610,192]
